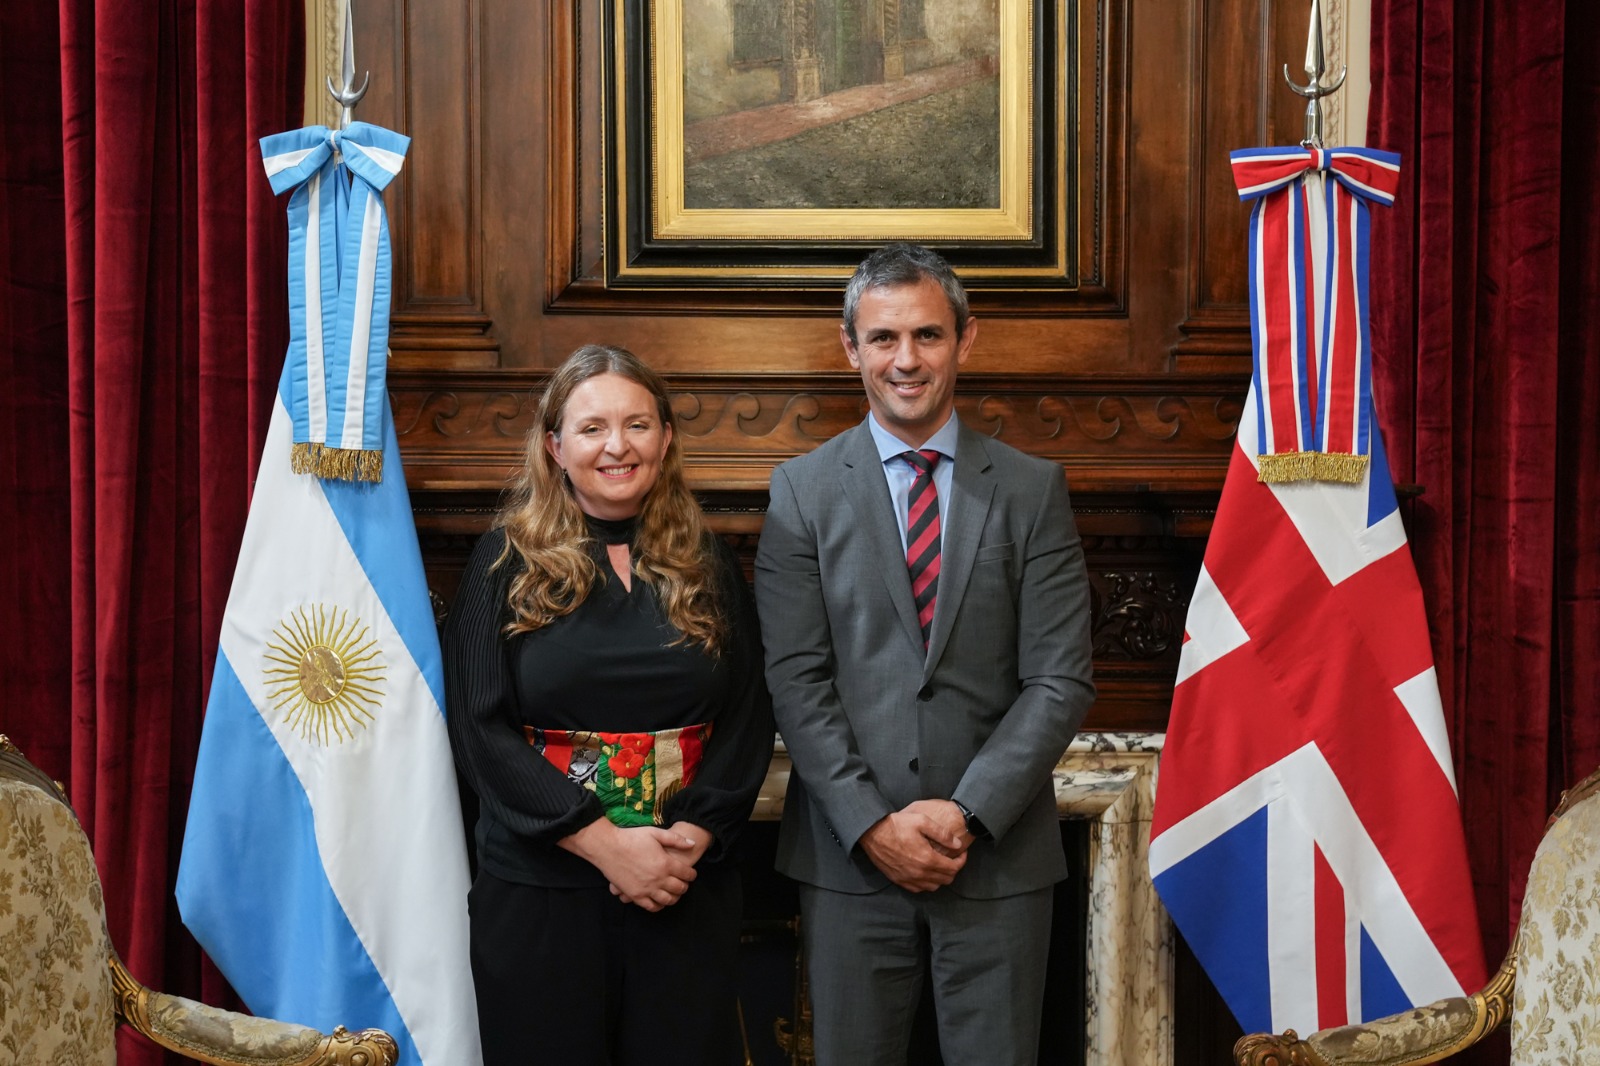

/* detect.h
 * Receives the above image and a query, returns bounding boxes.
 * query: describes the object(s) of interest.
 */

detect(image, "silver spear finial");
[1283,0,1347,148]
[326,0,370,130]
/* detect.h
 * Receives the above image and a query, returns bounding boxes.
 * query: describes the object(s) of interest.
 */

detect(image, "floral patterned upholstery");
[0,774,118,1065]
[1509,779,1600,1061]
[0,738,398,1066]
[1234,766,1600,1066]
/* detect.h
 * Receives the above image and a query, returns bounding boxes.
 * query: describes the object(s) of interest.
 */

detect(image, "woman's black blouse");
[443,518,774,888]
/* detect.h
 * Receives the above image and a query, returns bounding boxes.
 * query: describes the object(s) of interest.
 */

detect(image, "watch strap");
[953,800,991,841]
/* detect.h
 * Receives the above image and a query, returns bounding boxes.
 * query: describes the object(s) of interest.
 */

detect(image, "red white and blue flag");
[1148,147,1485,1037]
[1233,146,1400,485]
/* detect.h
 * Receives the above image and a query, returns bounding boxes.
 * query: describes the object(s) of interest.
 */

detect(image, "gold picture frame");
[604,0,1079,291]
[644,2,1034,241]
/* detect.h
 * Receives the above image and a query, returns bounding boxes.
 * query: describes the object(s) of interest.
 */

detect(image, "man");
[755,243,1095,1065]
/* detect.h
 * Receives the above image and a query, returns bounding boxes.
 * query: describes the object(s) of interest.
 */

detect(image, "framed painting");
[648,1,1033,240]
[544,2,1120,312]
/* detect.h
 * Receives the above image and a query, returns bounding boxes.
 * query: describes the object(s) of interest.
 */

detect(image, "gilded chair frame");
[0,736,398,1066]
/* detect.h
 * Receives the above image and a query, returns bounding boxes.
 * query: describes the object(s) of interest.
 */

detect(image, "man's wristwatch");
[953,800,991,841]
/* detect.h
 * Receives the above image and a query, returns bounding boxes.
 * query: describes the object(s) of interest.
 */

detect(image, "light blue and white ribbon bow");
[261,122,410,482]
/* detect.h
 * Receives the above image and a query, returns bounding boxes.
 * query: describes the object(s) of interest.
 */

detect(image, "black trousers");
[468,865,743,1066]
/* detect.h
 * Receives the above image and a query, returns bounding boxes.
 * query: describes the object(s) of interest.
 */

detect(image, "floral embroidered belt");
[523,723,714,828]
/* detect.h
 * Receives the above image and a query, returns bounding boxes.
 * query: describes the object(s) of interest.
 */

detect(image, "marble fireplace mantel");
[754,732,1170,1066]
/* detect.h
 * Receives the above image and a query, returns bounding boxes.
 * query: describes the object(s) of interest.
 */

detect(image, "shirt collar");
[866,411,960,467]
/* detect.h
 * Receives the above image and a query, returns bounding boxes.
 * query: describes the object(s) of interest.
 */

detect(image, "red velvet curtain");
[1,2,301,1062]
[1369,0,1600,1005]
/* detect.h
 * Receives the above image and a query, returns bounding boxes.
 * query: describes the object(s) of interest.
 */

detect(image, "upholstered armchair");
[1235,765,1600,1066]
[0,736,397,1066]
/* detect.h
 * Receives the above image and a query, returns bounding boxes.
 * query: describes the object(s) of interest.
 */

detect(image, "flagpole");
[326,0,369,129]
[1283,0,1347,148]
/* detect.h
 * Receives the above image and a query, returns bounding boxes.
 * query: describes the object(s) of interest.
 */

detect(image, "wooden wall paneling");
[479,0,554,368]
[541,3,582,311]
[363,0,498,367]
[541,2,603,315]
[1117,0,1190,376]
[1176,0,1350,368]
[1177,0,1271,366]
[1074,0,1120,301]
[1019,0,1128,319]
[390,370,1242,495]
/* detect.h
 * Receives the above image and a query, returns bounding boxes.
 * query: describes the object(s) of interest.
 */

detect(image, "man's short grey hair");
[842,243,970,345]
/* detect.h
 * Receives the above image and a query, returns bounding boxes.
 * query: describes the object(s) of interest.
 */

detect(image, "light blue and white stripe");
[178,371,481,1066]
[261,122,409,466]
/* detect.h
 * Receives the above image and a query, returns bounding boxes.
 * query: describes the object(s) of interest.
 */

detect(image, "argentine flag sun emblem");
[265,605,386,744]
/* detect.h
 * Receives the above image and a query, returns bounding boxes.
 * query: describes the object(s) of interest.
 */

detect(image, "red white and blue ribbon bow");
[1231,146,1401,483]
[260,122,409,482]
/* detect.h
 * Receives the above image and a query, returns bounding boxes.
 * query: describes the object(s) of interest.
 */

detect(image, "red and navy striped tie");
[903,449,942,648]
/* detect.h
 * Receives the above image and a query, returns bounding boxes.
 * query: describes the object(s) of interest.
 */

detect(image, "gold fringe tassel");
[313,447,384,483]
[291,442,383,483]
[1257,451,1321,483]
[1313,451,1368,484]
[1256,450,1370,485]
[290,441,324,475]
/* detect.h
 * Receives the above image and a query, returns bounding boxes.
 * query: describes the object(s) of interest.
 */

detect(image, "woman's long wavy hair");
[496,344,724,653]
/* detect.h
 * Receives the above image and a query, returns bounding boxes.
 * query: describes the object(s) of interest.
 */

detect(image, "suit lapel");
[838,424,925,653]
[924,424,995,678]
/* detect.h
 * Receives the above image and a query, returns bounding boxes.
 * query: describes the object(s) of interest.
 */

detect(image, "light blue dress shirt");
[865,411,959,554]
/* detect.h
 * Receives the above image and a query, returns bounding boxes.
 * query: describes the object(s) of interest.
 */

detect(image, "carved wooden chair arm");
[111,953,398,1066]
[1234,951,1515,1066]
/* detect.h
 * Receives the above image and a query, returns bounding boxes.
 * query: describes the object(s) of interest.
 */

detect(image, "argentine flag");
[178,120,481,1066]
[177,373,480,1066]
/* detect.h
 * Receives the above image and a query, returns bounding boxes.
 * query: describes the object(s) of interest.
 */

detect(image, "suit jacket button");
[909,758,919,772]
[917,685,933,702]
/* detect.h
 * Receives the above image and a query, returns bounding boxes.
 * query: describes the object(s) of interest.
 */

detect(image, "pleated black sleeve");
[443,529,610,884]
[657,535,775,864]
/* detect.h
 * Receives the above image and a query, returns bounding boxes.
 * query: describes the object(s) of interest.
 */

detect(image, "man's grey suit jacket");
[755,419,1096,899]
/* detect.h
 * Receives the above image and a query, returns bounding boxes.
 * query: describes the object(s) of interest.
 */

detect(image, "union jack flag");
[1148,148,1485,1037]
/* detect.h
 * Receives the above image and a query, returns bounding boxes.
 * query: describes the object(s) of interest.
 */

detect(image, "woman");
[444,345,773,1066]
